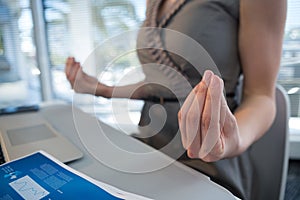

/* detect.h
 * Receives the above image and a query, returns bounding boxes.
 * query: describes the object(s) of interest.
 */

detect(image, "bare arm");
[96,81,148,99]
[65,57,148,99]
[178,0,287,161]
[236,0,287,152]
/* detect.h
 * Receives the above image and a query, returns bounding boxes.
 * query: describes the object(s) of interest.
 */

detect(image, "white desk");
[11,103,237,199]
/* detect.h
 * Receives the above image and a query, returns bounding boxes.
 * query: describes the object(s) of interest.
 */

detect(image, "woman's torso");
[134,2,254,199]
[137,0,242,110]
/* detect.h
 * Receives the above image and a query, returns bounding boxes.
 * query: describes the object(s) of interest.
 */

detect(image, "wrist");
[223,125,244,159]
[95,83,112,98]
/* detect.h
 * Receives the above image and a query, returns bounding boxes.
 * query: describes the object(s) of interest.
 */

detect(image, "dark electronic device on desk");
[0,105,40,115]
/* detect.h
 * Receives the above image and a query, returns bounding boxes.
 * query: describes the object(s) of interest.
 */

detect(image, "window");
[279,0,300,134]
[0,0,41,108]
[44,0,146,128]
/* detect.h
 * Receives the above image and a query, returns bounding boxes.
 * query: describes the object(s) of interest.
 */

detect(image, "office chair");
[249,85,290,200]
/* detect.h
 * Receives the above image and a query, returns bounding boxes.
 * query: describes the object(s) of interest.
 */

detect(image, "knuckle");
[197,82,207,93]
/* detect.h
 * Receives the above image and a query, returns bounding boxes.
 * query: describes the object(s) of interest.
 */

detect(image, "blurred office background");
[1,0,300,129]
[1,0,300,130]
[0,0,300,198]
[0,0,147,128]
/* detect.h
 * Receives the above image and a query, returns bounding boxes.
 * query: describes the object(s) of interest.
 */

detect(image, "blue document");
[0,151,129,200]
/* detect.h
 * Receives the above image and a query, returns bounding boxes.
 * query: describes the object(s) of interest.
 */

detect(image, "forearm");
[96,80,178,100]
[233,93,276,155]
[232,0,286,155]
[94,81,148,99]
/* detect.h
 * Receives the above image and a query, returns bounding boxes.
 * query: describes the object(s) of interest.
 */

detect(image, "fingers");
[178,88,196,149]
[199,75,223,159]
[179,69,229,161]
[186,71,213,157]
[220,88,227,128]
[178,70,212,153]
[186,82,207,158]
[69,62,81,84]
[65,57,74,77]
[65,57,81,87]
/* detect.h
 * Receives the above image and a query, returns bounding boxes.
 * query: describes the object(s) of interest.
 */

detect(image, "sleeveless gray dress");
[135,0,253,199]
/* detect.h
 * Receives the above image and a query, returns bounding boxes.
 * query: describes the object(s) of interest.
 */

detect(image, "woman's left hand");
[178,70,241,162]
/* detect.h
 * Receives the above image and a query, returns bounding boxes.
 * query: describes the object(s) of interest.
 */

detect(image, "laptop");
[0,110,83,163]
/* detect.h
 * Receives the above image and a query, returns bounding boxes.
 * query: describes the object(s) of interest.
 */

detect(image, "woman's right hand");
[65,57,100,95]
